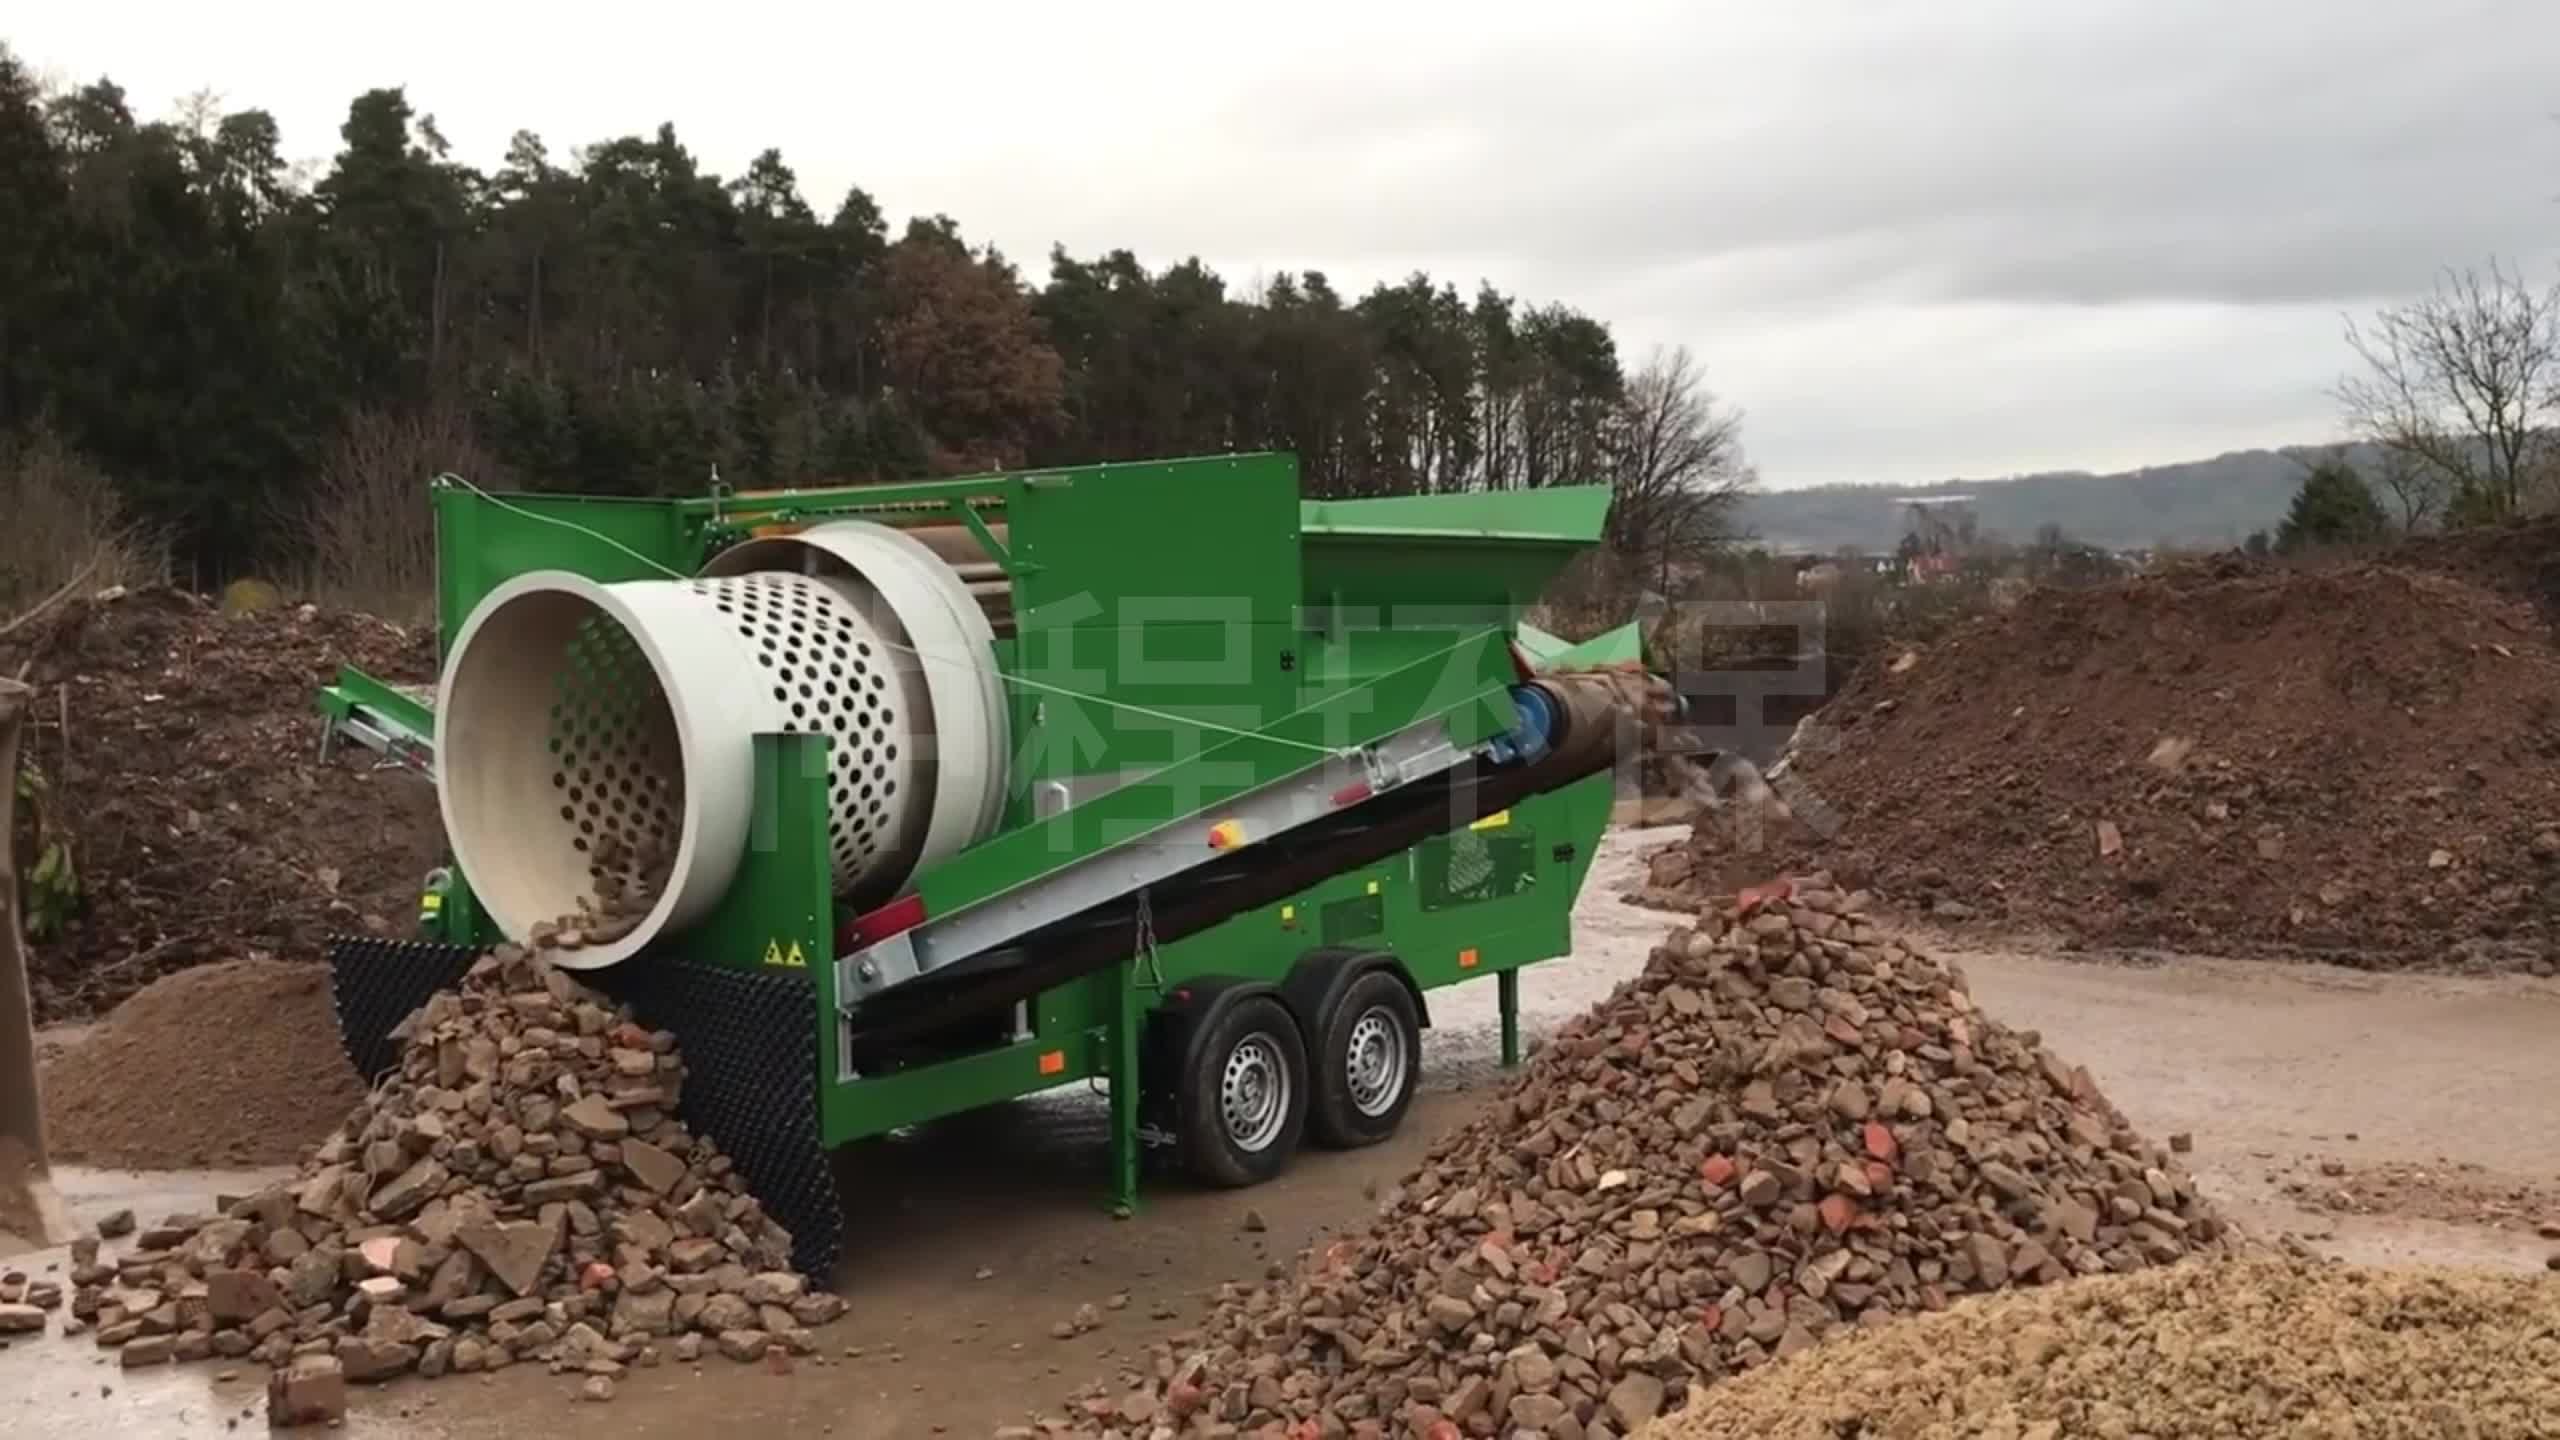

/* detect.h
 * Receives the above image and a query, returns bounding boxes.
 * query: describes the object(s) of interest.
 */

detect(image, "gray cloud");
[1065,0,2560,310]
[14,0,2560,487]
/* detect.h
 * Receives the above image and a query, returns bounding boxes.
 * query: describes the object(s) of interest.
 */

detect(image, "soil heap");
[1041,879,2232,1439]
[4,939,841,1417]
[5,586,442,1021]
[41,959,364,1168]
[1646,563,2560,968]
[1637,1255,2560,1440]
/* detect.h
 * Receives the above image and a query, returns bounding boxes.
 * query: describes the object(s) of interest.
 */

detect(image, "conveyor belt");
[839,674,1625,1050]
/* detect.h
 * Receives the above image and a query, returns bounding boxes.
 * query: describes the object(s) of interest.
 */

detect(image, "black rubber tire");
[1308,970,1422,1149]
[1182,994,1309,1188]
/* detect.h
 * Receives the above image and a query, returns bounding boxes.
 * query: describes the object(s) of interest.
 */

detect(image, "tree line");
[0,47,1752,590]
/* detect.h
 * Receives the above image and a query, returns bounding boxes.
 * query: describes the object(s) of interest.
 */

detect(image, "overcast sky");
[14,1,2560,489]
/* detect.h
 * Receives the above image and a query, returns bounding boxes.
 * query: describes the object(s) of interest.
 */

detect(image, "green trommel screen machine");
[317,451,1641,1274]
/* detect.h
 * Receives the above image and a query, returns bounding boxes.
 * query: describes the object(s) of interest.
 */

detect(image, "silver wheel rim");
[1221,1033,1291,1152]
[1344,1006,1409,1118]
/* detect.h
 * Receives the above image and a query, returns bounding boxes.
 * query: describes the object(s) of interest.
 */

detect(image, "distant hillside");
[1740,446,2342,553]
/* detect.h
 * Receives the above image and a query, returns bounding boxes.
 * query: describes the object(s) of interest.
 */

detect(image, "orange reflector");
[1038,1050,1065,1076]
[1458,948,1480,969]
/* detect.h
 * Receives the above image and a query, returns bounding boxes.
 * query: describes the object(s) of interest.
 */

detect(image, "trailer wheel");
[1309,970,1421,1148]
[1184,995,1308,1187]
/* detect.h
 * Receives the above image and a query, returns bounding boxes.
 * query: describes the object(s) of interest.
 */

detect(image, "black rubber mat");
[326,936,479,1084]
[325,936,844,1279]
[591,959,843,1279]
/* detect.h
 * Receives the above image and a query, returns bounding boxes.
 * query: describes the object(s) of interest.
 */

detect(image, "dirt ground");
[5,586,442,1023]
[6,825,2558,1437]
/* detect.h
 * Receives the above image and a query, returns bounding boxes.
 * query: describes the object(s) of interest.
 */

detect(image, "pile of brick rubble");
[1028,877,2235,1439]
[4,939,837,1423]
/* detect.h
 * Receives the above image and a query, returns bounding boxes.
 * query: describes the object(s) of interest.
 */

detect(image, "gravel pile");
[8,941,839,1423]
[41,959,363,1168]
[1635,1255,2560,1440]
[1039,878,2233,1438]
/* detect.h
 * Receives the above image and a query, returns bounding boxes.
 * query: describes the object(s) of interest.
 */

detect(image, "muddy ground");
[7,825,2558,1437]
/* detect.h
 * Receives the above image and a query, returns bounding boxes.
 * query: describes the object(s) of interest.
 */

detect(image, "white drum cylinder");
[436,552,995,969]
[697,519,1010,866]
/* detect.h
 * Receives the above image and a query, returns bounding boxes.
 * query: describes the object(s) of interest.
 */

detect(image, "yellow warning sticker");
[762,939,809,970]
[1469,810,1512,831]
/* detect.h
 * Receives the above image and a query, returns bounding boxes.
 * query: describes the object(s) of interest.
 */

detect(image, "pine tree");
[2275,458,2387,550]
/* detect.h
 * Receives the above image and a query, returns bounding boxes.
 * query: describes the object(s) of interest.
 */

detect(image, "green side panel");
[1007,621,1302,791]
[686,733,835,978]
[1009,454,1302,627]
[1300,485,1611,614]
[819,977,1118,1146]
[433,483,706,654]
[1000,454,1302,822]
[914,627,1518,919]
[1298,485,1613,543]
[1319,893,1385,945]
[694,733,842,1144]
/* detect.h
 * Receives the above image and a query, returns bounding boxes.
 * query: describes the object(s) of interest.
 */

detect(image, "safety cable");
[429,472,1503,765]
[1132,887,1167,992]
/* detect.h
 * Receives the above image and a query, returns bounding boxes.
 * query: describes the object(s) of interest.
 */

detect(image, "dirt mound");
[11,940,838,1411]
[41,959,362,1169]
[1047,880,2231,1437]
[2399,512,2560,622]
[4,587,442,1021]
[1638,1255,2560,1440]
[1649,563,2560,967]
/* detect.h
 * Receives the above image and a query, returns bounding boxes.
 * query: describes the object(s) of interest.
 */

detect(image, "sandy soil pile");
[4,586,442,1021]
[40,959,363,1168]
[7,939,840,1416]
[1646,563,2560,968]
[1636,1255,2560,1440]
[1042,879,2231,1438]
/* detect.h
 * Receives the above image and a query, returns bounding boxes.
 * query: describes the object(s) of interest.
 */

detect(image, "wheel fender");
[1277,947,1430,1042]
[1141,975,1293,1134]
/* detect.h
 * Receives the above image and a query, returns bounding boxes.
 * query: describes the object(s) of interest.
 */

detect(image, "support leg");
[1498,967,1521,1069]
[1107,954,1142,1218]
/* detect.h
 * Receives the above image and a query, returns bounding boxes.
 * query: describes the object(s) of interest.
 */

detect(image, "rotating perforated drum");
[437,523,1008,969]
[696,571,930,887]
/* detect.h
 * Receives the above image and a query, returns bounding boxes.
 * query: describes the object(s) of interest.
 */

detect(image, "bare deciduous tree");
[2334,260,2560,524]
[2367,446,2448,531]
[1605,346,1755,594]
[0,426,164,613]
[288,407,491,622]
